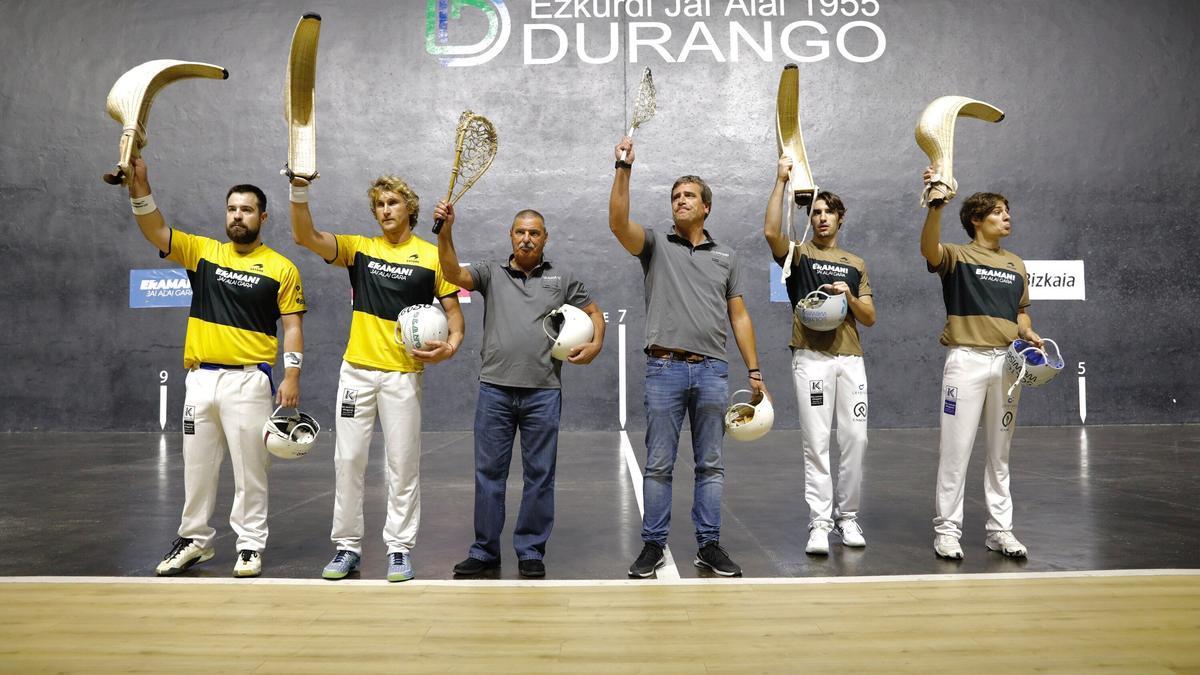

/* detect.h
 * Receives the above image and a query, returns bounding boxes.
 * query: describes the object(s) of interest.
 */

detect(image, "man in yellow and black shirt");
[127,158,306,579]
[920,165,1044,562]
[765,156,877,556]
[289,174,463,582]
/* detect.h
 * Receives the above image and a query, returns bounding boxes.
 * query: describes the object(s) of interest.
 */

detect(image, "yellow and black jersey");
[163,229,305,369]
[930,242,1029,347]
[776,241,873,356]
[328,233,458,372]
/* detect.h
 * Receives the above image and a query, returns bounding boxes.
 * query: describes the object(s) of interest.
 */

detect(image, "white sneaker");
[934,535,963,560]
[835,520,866,547]
[806,524,831,555]
[233,550,262,577]
[155,537,214,576]
[986,531,1028,558]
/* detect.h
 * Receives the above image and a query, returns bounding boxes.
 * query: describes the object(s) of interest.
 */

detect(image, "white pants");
[331,361,423,555]
[178,366,274,552]
[791,349,869,528]
[934,346,1022,539]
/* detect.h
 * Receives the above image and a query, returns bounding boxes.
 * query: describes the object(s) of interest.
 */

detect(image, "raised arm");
[727,295,766,396]
[919,164,946,267]
[288,177,338,261]
[763,155,793,260]
[609,137,646,256]
[433,200,475,291]
[127,158,171,254]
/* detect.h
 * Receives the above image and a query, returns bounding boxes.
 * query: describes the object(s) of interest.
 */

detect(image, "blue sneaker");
[387,552,414,582]
[322,550,360,580]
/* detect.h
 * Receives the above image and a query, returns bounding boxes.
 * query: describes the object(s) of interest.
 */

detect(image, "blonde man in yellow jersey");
[765,156,877,556]
[127,158,306,579]
[289,175,463,581]
[920,165,1043,561]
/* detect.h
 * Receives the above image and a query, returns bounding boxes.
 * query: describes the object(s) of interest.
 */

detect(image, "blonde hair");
[367,175,419,227]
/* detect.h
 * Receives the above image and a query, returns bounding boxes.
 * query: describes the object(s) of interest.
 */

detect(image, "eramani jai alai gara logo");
[426,0,513,67]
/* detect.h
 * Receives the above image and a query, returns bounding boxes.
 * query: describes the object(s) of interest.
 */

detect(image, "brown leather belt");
[647,347,706,363]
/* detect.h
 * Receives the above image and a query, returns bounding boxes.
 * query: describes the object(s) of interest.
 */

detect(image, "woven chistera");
[915,95,1005,207]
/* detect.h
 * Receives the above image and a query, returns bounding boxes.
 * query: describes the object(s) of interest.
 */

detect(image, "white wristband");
[130,194,157,216]
[289,185,309,203]
[283,352,303,370]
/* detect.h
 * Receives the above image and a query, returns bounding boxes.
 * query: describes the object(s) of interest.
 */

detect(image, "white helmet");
[394,303,449,354]
[263,406,320,459]
[724,389,774,442]
[542,304,594,361]
[1005,338,1064,396]
[796,289,848,332]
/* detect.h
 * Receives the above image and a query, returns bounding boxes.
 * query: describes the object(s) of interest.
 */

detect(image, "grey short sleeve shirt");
[636,227,746,360]
[468,258,593,389]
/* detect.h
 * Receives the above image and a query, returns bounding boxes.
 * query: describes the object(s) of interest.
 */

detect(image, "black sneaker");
[518,559,546,578]
[453,556,500,576]
[694,542,741,577]
[628,542,665,578]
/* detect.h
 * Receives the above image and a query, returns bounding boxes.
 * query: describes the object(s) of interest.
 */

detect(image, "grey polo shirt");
[468,257,593,389]
[637,227,747,361]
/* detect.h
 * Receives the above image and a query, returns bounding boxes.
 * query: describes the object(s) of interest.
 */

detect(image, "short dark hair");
[671,175,712,219]
[512,209,545,228]
[959,192,1009,238]
[814,190,846,222]
[227,184,267,213]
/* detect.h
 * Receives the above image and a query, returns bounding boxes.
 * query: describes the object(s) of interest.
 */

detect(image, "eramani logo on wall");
[426,0,886,67]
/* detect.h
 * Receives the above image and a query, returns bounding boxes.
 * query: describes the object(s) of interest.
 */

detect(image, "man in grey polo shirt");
[434,201,606,578]
[609,136,769,578]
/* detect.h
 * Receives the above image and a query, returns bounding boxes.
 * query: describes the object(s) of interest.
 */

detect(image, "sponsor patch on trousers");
[943,386,958,415]
[810,380,824,406]
[340,389,358,418]
[183,405,196,435]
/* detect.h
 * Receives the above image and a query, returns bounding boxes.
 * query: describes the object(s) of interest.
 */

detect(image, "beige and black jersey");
[329,233,458,372]
[930,242,1029,347]
[775,241,872,356]
[164,229,305,369]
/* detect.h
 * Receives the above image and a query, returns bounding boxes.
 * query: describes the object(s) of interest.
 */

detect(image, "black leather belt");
[647,348,706,363]
[198,362,247,370]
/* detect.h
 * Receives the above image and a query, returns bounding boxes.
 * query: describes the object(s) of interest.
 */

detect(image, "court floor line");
[618,428,682,580]
[4,568,1194,588]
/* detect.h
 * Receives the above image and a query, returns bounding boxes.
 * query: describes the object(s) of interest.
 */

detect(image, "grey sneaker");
[322,550,361,580]
[387,552,414,582]
[986,531,1028,558]
[155,537,214,576]
[628,542,665,578]
[694,542,742,577]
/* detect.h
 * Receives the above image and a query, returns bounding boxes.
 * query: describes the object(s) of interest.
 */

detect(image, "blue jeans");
[469,382,562,562]
[642,356,729,547]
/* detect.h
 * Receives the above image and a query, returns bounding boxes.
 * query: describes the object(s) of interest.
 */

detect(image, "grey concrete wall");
[1,0,1196,431]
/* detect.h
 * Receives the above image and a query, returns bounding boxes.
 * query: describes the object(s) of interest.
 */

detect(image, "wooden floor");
[2,573,1197,673]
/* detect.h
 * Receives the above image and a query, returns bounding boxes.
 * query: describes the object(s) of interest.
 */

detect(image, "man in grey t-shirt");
[609,136,769,578]
[435,201,606,578]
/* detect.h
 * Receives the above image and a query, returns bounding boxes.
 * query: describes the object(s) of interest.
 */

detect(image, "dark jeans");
[642,356,729,547]
[469,382,562,562]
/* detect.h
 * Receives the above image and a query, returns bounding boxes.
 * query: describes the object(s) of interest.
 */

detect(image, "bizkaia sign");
[425,0,888,67]
[1025,260,1086,301]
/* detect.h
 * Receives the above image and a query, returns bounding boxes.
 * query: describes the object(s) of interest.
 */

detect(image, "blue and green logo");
[426,0,511,67]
